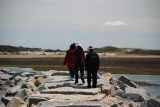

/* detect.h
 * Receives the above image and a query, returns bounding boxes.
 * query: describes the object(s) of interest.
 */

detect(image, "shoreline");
[0,54,160,58]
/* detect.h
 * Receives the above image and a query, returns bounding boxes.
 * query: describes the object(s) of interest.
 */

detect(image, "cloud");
[103,21,128,27]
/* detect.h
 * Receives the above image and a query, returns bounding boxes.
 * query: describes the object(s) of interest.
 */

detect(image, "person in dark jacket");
[75,42,85,84]
[63,43,77,80]
[85,45,100,88]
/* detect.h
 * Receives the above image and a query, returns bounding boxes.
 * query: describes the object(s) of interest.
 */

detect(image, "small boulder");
[21,82,29,89]
[35,85,48,92]
[5,85,21,97]
[16,89,32,101]
[0,73,14,81]
[101,85,114,96]
[117,80,127,91]
[121,93,144,102]
[1,97,13,106]
[128,102,138,107]
[34,77,49,87]
[27,81,37,91]
[119,76,137,88]
[140,99,160,107]
[102,72,112,82]
[6,97,27,107]
[125,87,150,100]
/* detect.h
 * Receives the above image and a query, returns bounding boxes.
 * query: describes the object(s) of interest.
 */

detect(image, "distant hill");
[95,46,160,55]
[0,45,63,52]
[0,45,160,55]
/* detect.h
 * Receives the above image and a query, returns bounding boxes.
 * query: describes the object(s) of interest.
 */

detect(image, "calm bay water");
[112,74,160,97]
[0,67,38,73]
[0,67,160,97]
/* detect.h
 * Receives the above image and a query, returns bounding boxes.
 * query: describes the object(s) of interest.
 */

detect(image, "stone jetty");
[0,69,160,107]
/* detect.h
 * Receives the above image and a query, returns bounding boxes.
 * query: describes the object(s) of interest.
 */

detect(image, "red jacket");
[64,49,77,68]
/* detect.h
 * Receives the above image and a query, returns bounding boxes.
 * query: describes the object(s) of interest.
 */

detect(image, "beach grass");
[0,57,160,75]
[134,81,160,86]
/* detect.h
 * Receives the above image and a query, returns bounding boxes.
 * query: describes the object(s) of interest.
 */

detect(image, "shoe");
[87,85,91,88]
[82,79,85,84]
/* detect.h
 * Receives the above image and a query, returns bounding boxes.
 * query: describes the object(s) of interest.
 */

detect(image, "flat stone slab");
[41,87,101,95]
[0,73,13,80]
[29,93,105,102]
[45,79,88,89]
[39,101,109,107]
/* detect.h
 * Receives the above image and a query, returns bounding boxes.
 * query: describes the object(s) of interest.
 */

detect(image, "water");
[0,67,39,73]
[112,74,160,97]
[112,74,160,85]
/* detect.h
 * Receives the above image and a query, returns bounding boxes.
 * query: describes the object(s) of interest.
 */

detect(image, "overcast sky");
[0,0,160,50]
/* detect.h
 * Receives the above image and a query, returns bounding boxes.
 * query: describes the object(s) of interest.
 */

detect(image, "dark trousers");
[87,70,98,88]
[75,62,84,83]
[69,68,75,78]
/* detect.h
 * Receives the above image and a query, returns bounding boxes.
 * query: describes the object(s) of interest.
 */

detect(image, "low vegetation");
[134,81,160,86]
[0,45,63,52]
[0,57,160,75]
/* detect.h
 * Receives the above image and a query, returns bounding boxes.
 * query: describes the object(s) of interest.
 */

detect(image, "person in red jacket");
[63,43,77,80]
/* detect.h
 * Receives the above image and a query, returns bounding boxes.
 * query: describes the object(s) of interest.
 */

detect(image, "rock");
[119,76,138,88]
[29,97,48,107]
[5,85,21,97]
[117,80,127,91]
[27,82,37,91]
[125,87,150,100]
[110,89,124,97]
[34,77,49,87]
[51,71,70,76]
[0,73,14,80]
[21,82,29,89]
[102,72,112,82]
[16,89,31,101]
[140,99,160,107]
[101,85,114,96]
[0,103,5,107]
[15,76,28,85]
[35,85,48,92]
[121,93,144,102]
[110,104,118,107]
[128,102,138,107]
[34,75,41,79]
[39,101,108,107]
[41,87,101,95]
[20,72,36,77]
[8,71,21,77]
[29,93,106,104]
[97,78,110,86]
[1,97,13,106]
[6,97,27,107]
[100,97,119,106]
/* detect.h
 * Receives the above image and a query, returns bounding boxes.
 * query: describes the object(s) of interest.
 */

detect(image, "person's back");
[85,51,99,71]
[85,46,99,88]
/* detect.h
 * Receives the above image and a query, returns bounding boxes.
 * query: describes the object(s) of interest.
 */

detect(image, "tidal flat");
[0,57,160,75]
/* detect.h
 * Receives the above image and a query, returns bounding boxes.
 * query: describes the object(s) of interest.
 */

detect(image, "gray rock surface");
[1,96,13,106]
[140,99,160,107]
[119,76,138,88]
[0,73,14,80]
[5,85,21,97]
[39,101,109,107]
[121,93,144,102]
[125,86,150,100]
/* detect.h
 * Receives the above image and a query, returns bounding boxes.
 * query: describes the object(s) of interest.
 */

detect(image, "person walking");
[63,43,77,80]
[85,45,100,88]
[75,42,85,84]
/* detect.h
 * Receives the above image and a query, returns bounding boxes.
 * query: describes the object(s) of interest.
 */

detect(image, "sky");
[0,0,160,50]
